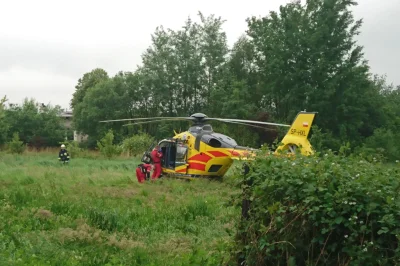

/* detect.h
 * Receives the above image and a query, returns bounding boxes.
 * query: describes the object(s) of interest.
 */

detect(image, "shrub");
[8,132,25,154]
[231,151,400,265]
[121,133,155,157]
[97,129,121,159]
[357,128,400,162]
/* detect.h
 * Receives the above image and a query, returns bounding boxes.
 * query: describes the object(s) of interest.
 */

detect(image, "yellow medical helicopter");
[100,111,316,179]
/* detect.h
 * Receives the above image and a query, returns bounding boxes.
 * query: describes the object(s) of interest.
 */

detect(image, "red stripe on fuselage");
[207,151,228,157]
[230,150,240,156]
[189,153,212,163]
[188,162,206,171]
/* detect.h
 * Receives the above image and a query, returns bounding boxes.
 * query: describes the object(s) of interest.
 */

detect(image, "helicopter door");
[159,141,176,170]
[174,144,188,173]
[159,141,188,172]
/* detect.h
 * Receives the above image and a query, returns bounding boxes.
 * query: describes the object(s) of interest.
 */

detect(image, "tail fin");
[274,112,317,156]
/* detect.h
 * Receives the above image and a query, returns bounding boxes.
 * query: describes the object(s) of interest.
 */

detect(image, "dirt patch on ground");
[35,209,54,220]
[154,236,193,254]
[0,180,14,188]
[56,222,145,250]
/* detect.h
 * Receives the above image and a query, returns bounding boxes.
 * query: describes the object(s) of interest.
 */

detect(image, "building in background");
[59,111,88,142]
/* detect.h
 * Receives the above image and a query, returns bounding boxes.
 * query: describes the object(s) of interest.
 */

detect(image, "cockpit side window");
[208,138,222,148]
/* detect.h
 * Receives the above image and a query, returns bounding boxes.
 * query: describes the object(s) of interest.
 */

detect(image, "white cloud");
[0,66,75,108]
[0,0,399,109]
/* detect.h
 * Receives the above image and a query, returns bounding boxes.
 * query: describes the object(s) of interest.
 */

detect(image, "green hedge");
[231,151,400,265]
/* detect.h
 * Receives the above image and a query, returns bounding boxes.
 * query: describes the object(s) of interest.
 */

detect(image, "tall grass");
[0,153,240,265]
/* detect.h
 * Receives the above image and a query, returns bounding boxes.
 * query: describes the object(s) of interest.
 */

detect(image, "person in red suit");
[136,163,152,183]
[151,146,163,179]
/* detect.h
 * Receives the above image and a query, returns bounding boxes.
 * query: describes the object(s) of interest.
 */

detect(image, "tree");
[198,12,229,113]
[4,99,65,148]
[70,68,109,109]
[171,17,203,115]
[141,26,178,116]
[0,96,9,146]
[246,0,383,148]
[72,73,134,142]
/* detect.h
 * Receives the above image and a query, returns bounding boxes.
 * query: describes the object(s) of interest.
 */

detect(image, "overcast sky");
[1,0,399,110]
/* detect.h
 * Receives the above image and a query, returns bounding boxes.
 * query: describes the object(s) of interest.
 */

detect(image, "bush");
[8,132,25,154]
[121,133,155,157]
[97,129,121,159]
[357,128,400,162]
[231,151,400,265]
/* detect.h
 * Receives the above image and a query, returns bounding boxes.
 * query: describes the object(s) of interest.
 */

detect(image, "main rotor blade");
[122,118,189,126]
[217,120,279,131]
[207,118,290,127]
[100,117,193,123]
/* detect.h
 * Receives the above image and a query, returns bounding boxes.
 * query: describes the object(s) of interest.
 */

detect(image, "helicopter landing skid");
[164,172,223,181]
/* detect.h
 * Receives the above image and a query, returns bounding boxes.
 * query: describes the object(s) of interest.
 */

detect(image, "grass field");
[0,152,241,265]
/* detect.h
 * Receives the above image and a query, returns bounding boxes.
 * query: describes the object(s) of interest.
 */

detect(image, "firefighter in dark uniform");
[58,144,70,164]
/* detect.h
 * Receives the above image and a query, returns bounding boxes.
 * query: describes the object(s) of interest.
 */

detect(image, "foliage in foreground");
[96,129,122,159]
[0,154,239,265]
[8,132,25,154]
[121,133,155,157]
[231,151,400,265]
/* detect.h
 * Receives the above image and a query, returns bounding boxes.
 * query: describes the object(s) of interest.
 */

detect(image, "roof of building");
[59,111,73,118]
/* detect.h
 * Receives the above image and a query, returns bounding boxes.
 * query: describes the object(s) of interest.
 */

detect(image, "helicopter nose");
[205,156,233,176]
[188,151,233,177]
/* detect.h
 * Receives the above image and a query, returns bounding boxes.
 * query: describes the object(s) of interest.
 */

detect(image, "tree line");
[0,97,69,149]
[1,0,399,160]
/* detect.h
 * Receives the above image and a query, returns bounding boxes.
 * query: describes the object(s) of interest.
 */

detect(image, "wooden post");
[238,162,252,265]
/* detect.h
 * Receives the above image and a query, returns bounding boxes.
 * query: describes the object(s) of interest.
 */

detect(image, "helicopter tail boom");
[274,111,317,156]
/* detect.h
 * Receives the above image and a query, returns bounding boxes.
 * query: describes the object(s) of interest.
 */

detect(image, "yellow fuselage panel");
[275,135,314,156]
[169,131,234,177]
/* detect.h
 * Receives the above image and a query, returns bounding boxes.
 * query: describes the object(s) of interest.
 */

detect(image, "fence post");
[238,162,252,265]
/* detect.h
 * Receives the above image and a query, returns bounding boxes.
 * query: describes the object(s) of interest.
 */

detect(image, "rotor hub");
[190,113,208,119]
